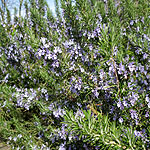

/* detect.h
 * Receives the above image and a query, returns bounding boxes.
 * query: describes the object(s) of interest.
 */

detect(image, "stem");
[110,57,121,98]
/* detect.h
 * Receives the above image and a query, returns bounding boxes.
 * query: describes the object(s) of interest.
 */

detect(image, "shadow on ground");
[0,140,11,150]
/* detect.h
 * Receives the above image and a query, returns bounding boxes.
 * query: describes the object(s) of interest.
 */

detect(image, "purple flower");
[130,20,134,25]
[70,76,76,83]
[146,96,149,103]
[118,62,125,74]
[59,144,66,150]
[143,34,150,41]
[48,103,54,111]
[143,53,148,59]
[53,111,59,118]
[134,130,142,137]
[75,109,85,119]
[69,63,75,70]
[141,17,144,23]
[58,125,67,140]
[110,106,114,114]
[3,73,9,82]
[123,100,128,107]
[128,62,135,72]
[129,92,138,106]
[139,65,145,73]
[75,15,79,20]
[2,101,6,107]
[92,88,99,98]
[99,69,105,79]
[53,108,64,118]
[70,87,77,94]
[144,80,148,85]
[17,134,22,138]
[119,117,123,123]
[117,99,124,110]
[136,26,140,32]
[145,112,149,118]
[45,51,52,59]
[113,114,117,121]
[130,109,138,119]
[52,54,57,60]
[88,44,93,51]
[95,27,101,35]
[8,136,12,140]
[79,66,85,73]
[97,14,102,22]
[148,102,150,108]
[77,102,82,108]
[24,103,30,110]
[52,61,59,68]
[13,137,17,142]
[45,93,49,101]
[41,88,47,94]
[75,83,82,90]
[38,49,45,57]
[54,47,62,54]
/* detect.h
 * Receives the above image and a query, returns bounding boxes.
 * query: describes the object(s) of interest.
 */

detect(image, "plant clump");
[0,0,149,149]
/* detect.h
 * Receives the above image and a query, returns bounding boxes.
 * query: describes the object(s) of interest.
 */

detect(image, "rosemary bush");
[0,0,149,149]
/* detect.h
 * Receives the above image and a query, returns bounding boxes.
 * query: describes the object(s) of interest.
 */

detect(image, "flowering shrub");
[0,0,149,149]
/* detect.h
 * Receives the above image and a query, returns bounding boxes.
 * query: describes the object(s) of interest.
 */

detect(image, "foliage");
[63,108,147,149]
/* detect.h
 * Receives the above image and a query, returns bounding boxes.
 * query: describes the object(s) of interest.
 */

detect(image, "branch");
[110,57,121,98]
